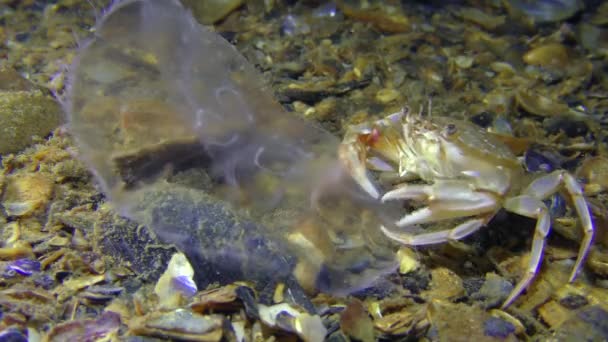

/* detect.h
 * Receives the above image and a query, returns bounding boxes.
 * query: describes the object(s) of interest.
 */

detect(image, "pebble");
[0,89,63,155]
[483,316,516,339]
[471,273,514,308]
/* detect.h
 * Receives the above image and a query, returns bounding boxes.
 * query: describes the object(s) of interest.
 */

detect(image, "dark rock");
[470,111,495,128]
[559,294,589,309]
[401,269,431,294]
[524,146,564,173]
[136,185,297,290]
[97,212,176,284]
[577,306,608,338]
[33,274,55,289]
[462,276,485,296]
[484,317,516,338]
[553,305,608,341]
[544,117,589,137]
[470,273,513,309]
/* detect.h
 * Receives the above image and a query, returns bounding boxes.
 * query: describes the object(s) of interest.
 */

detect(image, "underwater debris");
[65,0,398,297]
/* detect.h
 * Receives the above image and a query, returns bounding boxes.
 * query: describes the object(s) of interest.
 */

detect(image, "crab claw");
[338,141,380,199]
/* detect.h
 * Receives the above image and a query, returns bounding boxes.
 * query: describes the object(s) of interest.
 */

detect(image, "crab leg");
[382,181,499,227]
[521,170,594,282]
[338,142,381,199]
[502,170,594,308]
[502,195,551,308]
[380,217,486,245]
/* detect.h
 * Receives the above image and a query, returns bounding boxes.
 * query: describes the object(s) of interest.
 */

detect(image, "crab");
[338,107,594,308]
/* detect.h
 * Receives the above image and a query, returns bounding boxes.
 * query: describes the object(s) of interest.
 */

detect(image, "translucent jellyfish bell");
[66,0,398,295]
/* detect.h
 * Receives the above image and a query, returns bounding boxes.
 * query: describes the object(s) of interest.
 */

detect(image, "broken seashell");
[44,311,121,342]
[128,309,223,341]
[259,303,326,342]
[515,89,570,117]
[155,252,197,310]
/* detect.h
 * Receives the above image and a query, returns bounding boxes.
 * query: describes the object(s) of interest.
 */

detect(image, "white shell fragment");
[259,303,327,342]
[155,252,197,310]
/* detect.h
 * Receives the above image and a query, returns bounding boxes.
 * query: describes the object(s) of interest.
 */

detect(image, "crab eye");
[444,123,457,136]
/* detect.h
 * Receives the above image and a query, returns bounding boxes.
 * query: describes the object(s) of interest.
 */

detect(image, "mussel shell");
[7,258,41,276]
[524,146,564,173]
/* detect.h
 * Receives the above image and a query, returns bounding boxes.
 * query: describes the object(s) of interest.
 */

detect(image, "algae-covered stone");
[131,183,299,291]
[0,66,36,92]
[0,89,63,155]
